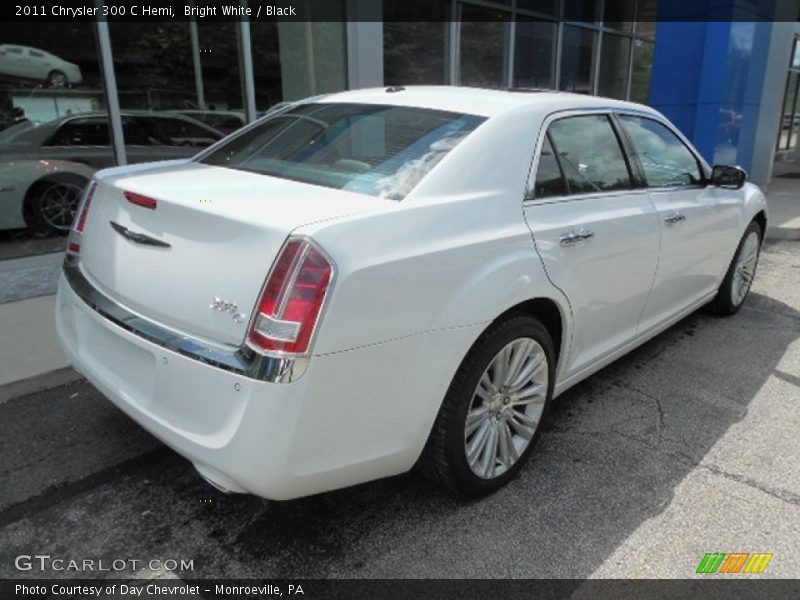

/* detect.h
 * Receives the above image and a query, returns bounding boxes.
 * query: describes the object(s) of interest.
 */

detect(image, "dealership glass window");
[778,71,799,152]
[459,5,509,88]
[384,22,448,85]
[383,0,450,86]
[564,0,599,23]
[775,38,800,178]
[422,0,657,101]
[598,34,631,99]
[793,38,800,69]
[250,21,283,110]
[107,21,229,167]
[603,0,635,32]
[0,23,108,267]
[634,0,658,40]
[559,26,595,94]
[517,0,558,16]
[514,18,556,89]
[252,3,347,111]
[630,38,654,103]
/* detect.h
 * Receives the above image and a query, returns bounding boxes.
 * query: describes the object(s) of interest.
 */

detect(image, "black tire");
[417,314,556,496]
[48,70,67,88]
[708,221,762,316]
[24,174,88,236]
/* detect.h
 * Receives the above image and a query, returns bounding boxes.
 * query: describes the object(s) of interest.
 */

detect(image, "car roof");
[315,86,656,119]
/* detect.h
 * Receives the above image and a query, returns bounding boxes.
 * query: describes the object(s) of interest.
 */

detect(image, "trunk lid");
[79,160,384,347]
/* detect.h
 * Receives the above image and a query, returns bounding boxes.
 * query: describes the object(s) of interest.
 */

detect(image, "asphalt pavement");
[1,241,798,580]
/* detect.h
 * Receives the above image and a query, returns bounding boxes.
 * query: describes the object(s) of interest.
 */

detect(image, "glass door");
[774,37,800,179]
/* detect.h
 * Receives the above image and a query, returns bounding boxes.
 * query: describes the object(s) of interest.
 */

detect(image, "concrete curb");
[767,226,800,241]
[0,367,83,405]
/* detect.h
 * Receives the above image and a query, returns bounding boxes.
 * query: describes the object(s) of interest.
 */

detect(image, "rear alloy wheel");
[25,178,86,236]
[709,221,762,316]
[418,315,555,496]
[465,337,548,479]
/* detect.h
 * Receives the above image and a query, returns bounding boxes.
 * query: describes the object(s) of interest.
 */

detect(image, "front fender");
[741,182,768,237]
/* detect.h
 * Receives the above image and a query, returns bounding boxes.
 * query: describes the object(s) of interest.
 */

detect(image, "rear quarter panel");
[300,105,571,364]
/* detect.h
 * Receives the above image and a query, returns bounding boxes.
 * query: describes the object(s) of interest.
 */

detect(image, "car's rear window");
[199,102,485,200]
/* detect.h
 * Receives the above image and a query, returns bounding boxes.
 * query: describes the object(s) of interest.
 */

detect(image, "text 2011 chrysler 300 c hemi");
[56,87,767,500]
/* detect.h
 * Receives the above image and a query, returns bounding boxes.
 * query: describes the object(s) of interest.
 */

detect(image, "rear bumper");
[62,258,307,383]
[56,268,483,500]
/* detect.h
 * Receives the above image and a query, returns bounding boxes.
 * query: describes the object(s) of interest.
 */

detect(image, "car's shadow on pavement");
[1,269,799,578]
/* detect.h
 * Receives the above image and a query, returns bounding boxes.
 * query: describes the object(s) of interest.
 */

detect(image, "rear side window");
[47,119,110,146]
[147,117,222,147]
[544,114,632,195]
[532,135,566,199]
[619,115,703,187]
[200,103,485,200]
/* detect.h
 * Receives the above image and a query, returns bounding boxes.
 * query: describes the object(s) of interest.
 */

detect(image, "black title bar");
[2,0,798,22]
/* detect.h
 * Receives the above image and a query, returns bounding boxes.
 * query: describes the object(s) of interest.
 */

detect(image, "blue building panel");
[649,1,779,174]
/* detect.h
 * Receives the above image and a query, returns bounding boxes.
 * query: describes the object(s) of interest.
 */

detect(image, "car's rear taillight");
[248,237,334,356]
[66,181,97,255]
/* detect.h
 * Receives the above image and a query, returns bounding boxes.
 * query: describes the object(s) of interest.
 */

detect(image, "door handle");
[664,212,686,226]
[559,228,595,246]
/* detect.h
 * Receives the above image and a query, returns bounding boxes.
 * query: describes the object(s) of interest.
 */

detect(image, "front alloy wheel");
[418,315,555,496]
[709,221,762,316]
[731,230,760,307]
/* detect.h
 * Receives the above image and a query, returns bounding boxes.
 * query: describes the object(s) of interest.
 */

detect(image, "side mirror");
[710,164,747,189]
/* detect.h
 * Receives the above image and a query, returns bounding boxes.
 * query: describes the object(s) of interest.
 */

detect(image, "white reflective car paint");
[55,87,767,500]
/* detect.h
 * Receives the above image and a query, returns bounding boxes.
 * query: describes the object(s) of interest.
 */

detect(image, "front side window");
[619,115,703,187]
[546,114,632,194]
[201,103,485,200]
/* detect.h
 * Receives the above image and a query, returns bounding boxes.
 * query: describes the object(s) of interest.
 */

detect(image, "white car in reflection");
[56,87,767,500]
[0,112,223,234]
[0,45,82,87]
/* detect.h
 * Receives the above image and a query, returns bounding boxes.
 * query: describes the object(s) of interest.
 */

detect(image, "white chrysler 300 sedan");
[56,87,767,500]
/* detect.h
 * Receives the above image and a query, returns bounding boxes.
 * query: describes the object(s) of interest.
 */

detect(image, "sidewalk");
[0,253,78,403]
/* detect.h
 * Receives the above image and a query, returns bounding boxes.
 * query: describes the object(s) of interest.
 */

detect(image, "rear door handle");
[664,212,686,226]
[559,228,595,246]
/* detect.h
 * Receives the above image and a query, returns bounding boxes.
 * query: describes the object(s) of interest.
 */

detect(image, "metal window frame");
[93,14,125,165]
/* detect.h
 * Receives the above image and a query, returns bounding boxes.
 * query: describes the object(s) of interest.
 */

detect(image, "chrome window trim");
[62,258,308,384]
[522,186,649,207]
